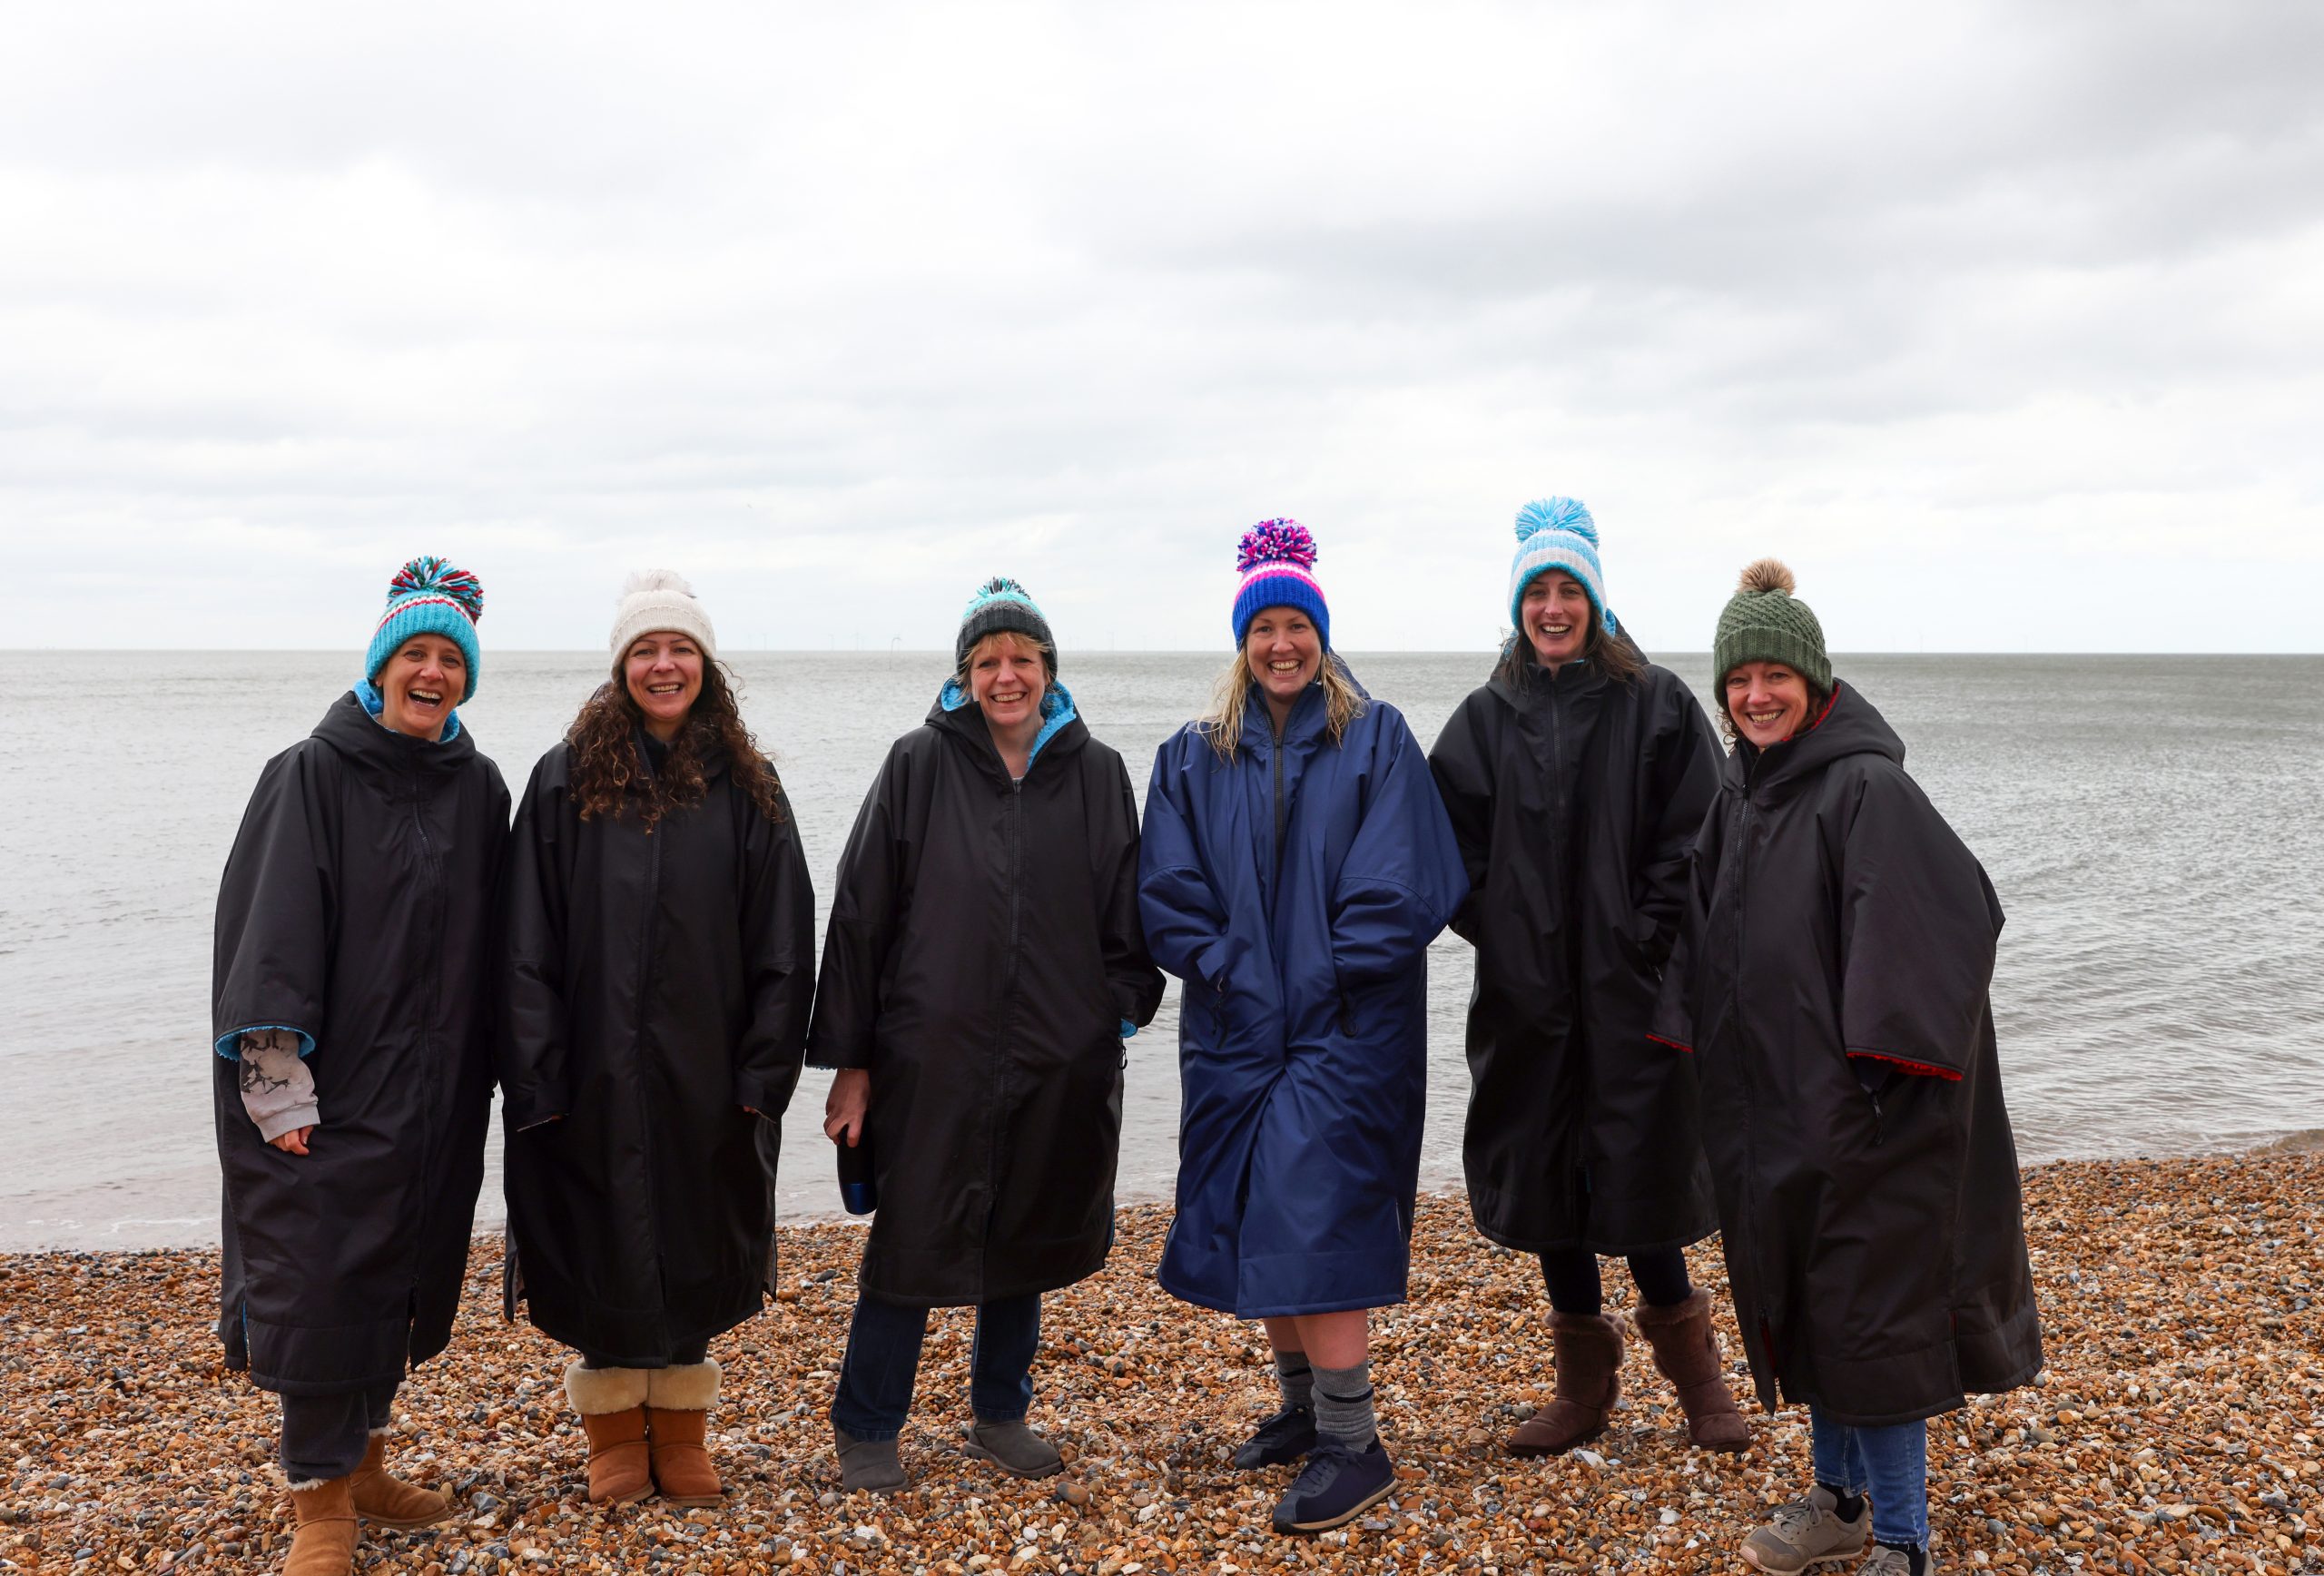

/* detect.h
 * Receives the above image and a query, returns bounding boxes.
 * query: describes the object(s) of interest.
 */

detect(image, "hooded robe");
[1139,675,1469,1317]
[212,690,509,1393]
[1653,683,2043,1424]
[807,684,1164,1306]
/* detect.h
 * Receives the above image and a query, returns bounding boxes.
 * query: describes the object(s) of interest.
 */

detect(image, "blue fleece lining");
[212,1024,317,1062]
[354,678,463,741]
[939,679,1078,772]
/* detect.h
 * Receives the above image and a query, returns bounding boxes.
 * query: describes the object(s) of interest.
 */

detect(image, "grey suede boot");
[962,1419,1063,1479]
[833,1426,909,1493]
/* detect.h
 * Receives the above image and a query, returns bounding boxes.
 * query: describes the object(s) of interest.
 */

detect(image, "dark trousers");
[1539,1246,1693,1315]
[280,1381,399,1484]
[579,1341,707,1371]
[830,1291,1041,1442]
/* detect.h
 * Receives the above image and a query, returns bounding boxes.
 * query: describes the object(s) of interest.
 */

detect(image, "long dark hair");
[1493,604,1648,690]
[566,656,785,831]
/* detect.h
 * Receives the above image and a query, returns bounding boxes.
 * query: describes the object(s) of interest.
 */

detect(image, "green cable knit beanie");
[1713,558,1831,691]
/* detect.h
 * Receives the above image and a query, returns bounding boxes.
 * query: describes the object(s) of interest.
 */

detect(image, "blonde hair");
[1198,650,1366,760]
[952,628,1056,694]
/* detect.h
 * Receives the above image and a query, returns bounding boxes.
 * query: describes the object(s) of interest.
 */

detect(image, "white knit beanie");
[610,569,718,660]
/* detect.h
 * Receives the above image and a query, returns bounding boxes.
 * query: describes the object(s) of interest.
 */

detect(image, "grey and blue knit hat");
[957,576,1057,674]
[364,556,484,701]
[1507,497,1614,641]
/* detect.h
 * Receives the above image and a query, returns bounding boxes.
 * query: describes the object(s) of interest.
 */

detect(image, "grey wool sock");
[1274,1349,1314,1412]
[1311,1359,1376,1451]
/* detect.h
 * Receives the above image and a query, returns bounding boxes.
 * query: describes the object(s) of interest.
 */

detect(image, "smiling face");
[967,632,1048,735]
[1244,606,1324,710]
[1724,660,1816,747]
[1521,570,1592,666]
[624,632,705,740]
[374,633,467,741]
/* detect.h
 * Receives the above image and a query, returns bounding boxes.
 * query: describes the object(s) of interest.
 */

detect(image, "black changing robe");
[1427,652,1722,1254]
[1653,683,2043,1424]
[497,740,815,1364]
[807,684,1164,1307]
[212,691,509,1394]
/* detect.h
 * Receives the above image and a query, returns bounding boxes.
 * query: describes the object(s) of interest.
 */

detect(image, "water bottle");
[835,1128,876,1216]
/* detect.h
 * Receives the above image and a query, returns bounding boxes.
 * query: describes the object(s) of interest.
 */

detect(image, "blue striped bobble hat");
[1508,497,1616,641]
[365,556,484,701]
[956,576,1058,675]
[1230,519,1330,649]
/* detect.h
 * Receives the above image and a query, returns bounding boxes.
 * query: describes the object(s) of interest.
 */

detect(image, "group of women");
[212,507,2041,1576]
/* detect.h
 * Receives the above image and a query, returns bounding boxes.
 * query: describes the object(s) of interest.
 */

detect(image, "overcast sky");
[7,1,2321,654]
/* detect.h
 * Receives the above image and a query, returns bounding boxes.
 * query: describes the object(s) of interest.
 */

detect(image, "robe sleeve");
[1100,755,1167,1030]
[733,782,818,1115]
[806,744,911,1071]
[1331,709,1470,983]
[1137,736,1234,989]
[497,757,575,1128]
[212,747,332,1060]
[1633,676,1722,964]
[1649,791,1724,1056]
[1424,697,1494,946]
[1836,765,2004,1080]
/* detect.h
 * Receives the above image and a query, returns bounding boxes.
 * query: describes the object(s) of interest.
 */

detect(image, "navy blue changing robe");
[1139,675,1467,1317]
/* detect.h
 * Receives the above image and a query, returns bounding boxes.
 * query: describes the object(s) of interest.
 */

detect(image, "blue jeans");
[1810,1405,1929,1548]
[279,1381,398,1483]
[830,1290,1041,1441]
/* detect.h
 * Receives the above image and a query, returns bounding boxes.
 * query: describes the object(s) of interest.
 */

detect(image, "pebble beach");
[5,1155,2319,1576]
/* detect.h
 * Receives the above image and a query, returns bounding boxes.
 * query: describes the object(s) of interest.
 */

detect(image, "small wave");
[2250,1129,2324,1155]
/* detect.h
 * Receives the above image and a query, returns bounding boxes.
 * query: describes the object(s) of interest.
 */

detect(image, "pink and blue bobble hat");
[1230,519,1329,649]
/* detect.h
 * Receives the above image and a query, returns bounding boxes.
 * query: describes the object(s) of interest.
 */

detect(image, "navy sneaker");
[1270,1437,1394,1535]
[1233,1404,1317,1470]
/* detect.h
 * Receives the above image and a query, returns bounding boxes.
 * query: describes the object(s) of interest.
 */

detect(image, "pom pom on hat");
[1507,497,1615,640]
[610,567,718,659]
[1736,557,1797,596]
[1230,517,1331,648]
[366,553,486,702]
[1514,497,1599,549]
[388,555,485,622]
[1236,518,1319,575]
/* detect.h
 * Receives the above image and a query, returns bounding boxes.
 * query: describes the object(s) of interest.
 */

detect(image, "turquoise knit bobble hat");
[365,556,484,701]
[1508,497,1614,640]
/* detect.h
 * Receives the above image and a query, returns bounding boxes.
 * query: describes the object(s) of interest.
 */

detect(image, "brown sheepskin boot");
[565,1363,653,1505]
[1634,1290,1752,1453]
[347,1431,452,1528]
[1507,1311,1624,1456]
[645,1360,724,1507]
[282,1474,359,1576]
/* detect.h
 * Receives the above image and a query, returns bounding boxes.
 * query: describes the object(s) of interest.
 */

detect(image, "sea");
[3,650,2320,1252]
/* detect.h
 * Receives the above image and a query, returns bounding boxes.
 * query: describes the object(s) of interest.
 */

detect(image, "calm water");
[3,650,2319,1250]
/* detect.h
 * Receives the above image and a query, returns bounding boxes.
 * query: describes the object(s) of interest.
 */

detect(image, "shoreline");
[11,1128,2324,1256]
[4,1155,2317,1574]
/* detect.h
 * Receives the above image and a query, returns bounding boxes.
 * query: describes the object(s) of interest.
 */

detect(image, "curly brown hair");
[565,656,785,831]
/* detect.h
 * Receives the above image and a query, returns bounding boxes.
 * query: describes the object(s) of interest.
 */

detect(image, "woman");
[1139,521,1468,1537]
[212,557,506,1576]
[1426,497,1746,1457]
[809,576,1163,1493]
[499,570,815,1508]
[1655,560,2042,1576]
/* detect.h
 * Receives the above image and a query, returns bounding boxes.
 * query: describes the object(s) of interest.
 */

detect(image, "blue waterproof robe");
[1139,675,1468,1317]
